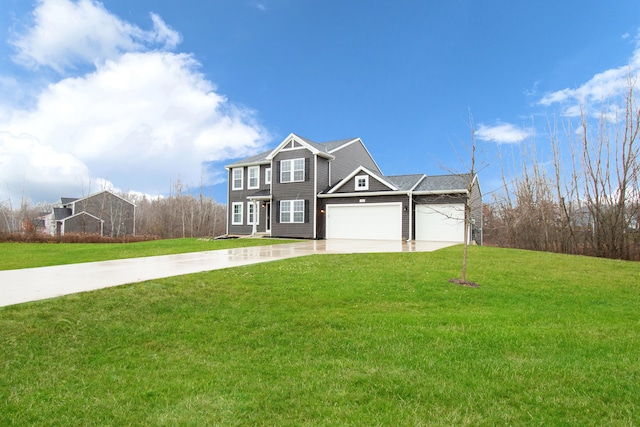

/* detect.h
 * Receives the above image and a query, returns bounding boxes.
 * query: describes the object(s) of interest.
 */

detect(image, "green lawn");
[0,238,298,270]
[1,245,639,425]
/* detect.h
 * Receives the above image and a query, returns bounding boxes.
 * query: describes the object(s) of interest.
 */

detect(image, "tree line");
[0,181,227,240]
[483,77,640,260]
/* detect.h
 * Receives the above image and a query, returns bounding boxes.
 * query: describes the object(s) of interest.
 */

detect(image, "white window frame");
[232,202,243,225]
[232,168,243,190]
[280,200,304,223]
[247,166,259,189]
[265,167,272,185]
[280,158,305,183]
[247,201,259,225]
[355,175,369,191]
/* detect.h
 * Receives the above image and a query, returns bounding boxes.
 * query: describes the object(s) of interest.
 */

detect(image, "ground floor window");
[232,202,243,225]
[247,201,259,225]
[280,200,304,223]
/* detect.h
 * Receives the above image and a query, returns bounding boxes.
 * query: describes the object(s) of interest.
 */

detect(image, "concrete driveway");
[0,239,456,308]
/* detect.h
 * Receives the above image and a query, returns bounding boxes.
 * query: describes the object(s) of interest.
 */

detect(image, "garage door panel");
[415,204,465,242]
[326,203,402,240]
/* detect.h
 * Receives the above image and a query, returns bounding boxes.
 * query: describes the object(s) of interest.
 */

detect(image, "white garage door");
[326,203,402,240]
[415,204,465,242]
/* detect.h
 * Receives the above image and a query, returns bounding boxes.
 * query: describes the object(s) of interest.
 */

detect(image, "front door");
[265,202,271,232]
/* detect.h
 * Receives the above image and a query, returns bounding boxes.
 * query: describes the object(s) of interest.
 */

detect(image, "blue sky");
[1,0,639,204]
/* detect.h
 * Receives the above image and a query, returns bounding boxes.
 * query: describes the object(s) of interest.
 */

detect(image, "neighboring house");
[42,190,135,237]
[226,133,482,243]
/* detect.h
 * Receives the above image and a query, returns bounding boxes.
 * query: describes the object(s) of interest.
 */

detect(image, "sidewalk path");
[0,240,456,307]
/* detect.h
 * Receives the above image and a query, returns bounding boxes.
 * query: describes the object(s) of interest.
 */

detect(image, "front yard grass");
[1,246,639,425]
[0,238,298,270]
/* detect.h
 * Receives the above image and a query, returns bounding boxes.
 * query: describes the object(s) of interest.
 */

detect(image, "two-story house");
[42,190,136,237]
[226,133,482,243]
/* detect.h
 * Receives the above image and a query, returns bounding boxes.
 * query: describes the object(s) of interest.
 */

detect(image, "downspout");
[225,168,229,237]
[407,191,413,241]
[313,155,318,239]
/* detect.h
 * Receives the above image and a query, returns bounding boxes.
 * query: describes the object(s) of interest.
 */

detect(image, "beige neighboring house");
[41,190,135,237]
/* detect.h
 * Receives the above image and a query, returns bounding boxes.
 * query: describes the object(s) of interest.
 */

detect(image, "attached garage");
[326,202,402,240]
[415,204,465,242]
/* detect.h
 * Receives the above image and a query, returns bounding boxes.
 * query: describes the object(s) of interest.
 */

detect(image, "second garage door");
[326,203,402,240]
[415,203,465,242]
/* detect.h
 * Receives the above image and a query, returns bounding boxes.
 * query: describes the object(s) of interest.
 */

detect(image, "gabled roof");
[225,134,366,168]
[71,190,135,207]
[58,210,104,223]
[266,133,335,161]
[413,174,473,194]
[327,166,399,193]
[60,197,78,205]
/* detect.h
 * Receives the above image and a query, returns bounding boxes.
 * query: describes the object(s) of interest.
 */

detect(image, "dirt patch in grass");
[449,278,481,288]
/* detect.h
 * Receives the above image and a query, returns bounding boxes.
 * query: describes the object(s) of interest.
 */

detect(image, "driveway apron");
[0,240,456,307]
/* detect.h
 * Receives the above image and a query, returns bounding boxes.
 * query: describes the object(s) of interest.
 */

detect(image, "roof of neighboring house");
[60,197,78,205]
[59,211,104,223]
[53,207,72,220]
[413,174,472,193]
[72,190,135,206]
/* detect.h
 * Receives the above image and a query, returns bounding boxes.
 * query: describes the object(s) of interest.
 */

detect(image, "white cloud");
[0,0,269,204]
[10,0,180,72]
[476,122,532,144]
[538,36,640,115]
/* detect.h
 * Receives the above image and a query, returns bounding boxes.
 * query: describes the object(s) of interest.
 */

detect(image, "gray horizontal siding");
[227,164,272,234]
[74,192,135,236]
[329,140,381,185]
[271,150,315,238]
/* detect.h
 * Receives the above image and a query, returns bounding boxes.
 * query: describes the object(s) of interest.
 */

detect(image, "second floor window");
[248,166,259,189]
[265,168,272,185]
[232,168,243,190]
[280,158,305,183]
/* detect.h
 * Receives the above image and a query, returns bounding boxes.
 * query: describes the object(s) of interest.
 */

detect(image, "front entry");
[265,202,271,233]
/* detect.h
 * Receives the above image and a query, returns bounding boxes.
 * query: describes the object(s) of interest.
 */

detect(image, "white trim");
[266,133,334,160]
[412,189,468,196]
[231,202,243,225]
[247,201,259,225]
[247,166,260,189]
[232,168,243,190]
[319,190,410,198]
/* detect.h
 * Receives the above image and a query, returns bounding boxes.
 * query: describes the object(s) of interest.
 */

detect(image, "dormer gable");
[266,133,335,161]
[327,166,399,194]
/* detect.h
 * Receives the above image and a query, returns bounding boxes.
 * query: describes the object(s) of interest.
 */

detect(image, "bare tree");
[487,73,640,260]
